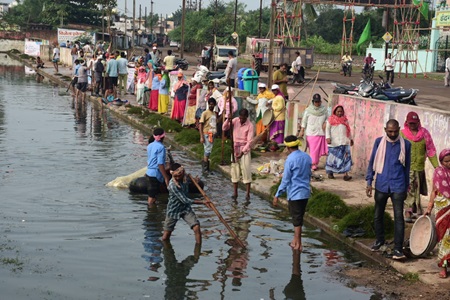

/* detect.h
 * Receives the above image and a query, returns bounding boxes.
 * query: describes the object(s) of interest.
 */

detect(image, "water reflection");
[283,249,306,300]
[72,97,87,136]
[162,240,201,299]
[141,205,164,277]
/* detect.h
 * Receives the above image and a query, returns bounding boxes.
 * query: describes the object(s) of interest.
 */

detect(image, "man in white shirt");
[52,44,60,73]
[445,56,450,87]
[291,51,304,84]
[385,53,395,84]
[225,50,237,87]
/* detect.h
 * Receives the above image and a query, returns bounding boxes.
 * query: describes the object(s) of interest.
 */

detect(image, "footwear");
[311,164,317,171]
[343,175,352,181]
[405,211,413,223]
[392,249,406,260]
[328,173,335,179]
[371,241,385,252]
[439,268,448,278]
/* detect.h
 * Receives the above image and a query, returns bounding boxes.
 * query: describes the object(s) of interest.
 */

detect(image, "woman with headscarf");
[299,94,328,171]
[136,66,147,105]
[216,89,238,137]
[401,111,439,222]
[183,77,202,127]
[158,70,170,114]
[148,69,161,111]
[425,149,450,279]
[171,71,189,122]
[325,105,353,180]
[269,84,286,144]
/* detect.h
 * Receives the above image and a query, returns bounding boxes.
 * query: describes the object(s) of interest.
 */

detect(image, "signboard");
[436,10,450,27]
[57,28,95,44]
[382,32,393,43]
[24,39,41,57]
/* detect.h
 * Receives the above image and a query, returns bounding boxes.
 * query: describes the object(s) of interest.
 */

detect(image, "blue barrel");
[237,67,247,90]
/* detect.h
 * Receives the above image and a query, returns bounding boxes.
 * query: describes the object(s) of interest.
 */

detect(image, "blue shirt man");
[365,119,411,260]
[145,128,170,205]
[106,58,119,77]
[273,136,312,252]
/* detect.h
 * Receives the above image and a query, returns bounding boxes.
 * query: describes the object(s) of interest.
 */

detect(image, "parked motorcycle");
[174,58,189,71]
[332,82,359,95]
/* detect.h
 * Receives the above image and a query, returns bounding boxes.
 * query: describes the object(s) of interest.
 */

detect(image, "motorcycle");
[332,82,359,95]
[342,61,352,77]
[174,58,189,71]
[363,61,376,81]
[356,76,418,105]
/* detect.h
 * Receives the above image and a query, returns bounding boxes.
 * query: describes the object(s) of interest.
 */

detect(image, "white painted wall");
[0,39,25,52]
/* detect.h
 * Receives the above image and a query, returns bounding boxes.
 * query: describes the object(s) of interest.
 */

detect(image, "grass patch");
[237,57,251,65]
[174,128,200,145]
[307,191,350,219]
[142,113,183,133]
[403,272,420,283]
[127,106,143,115]
[336,205,394,239]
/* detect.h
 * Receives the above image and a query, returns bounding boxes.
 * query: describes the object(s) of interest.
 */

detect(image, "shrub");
[336,205,394,239]
[307,191,350,219]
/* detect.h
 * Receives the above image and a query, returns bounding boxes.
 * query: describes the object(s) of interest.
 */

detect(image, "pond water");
[0,61,383,299]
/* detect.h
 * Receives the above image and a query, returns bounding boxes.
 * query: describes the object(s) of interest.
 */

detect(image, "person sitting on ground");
[36,56,44,68]
[146,127,170,205]
[273,135,312,251]
[222,108,254,201]
[199,98,217,174]
[162,163,210,244]
[424,148,450,279]
[325,104,354,181]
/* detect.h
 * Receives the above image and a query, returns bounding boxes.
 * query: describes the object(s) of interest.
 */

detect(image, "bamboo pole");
[188,174,245,248]
[228,83,235,163]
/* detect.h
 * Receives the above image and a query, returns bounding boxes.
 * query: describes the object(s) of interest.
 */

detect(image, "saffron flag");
[357,19,371,55]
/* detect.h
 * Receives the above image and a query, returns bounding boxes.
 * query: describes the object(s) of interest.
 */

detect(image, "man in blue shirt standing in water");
[273,135,312,251]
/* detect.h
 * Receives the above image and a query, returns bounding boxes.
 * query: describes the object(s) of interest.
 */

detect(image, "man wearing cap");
[151,46,160,65]
[225,50,237,88]
[273,135,312,251]
[222,109,254,200]
[246,83,275,139]
[273,63,289,100]
[400,112,439,222]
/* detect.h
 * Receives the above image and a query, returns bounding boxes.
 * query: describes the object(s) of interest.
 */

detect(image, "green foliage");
[127,106,143,115]
[307,191,350,219]
[300,35,341,55]
[403,272,420,283]
[336,205,394,239]
[209,137,232,168]
[142,113,183,133]
[174,128,200,145]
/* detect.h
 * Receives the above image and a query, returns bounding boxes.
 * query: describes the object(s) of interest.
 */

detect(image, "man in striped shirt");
[162,164,209,244]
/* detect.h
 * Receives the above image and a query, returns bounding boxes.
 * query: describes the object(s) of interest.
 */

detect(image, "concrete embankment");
[7,52,447,287]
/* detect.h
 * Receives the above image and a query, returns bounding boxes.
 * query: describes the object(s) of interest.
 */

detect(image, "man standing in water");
[222,109,254,200]
[52,43,60,73]
[366,119,411,260]
[273,135,312,251]
[146,127,170,205]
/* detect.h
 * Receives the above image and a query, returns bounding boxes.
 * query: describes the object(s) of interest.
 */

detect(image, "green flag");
[413,0,429,21]
[357,19,371,55]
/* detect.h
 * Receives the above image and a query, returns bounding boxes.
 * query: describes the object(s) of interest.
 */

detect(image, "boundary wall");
[332,94,450,184]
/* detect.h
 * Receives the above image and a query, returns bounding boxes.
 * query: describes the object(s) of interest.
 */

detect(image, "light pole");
[151,1,154,41]
[234,0,238,32]
[181,0,186,58]
[268,0,276,87]
[132,0,135,48]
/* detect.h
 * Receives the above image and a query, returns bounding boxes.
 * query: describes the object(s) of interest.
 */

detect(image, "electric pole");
[268,0,276,87]
[125,0,127,50]
[145,7,147,32]
[181,0,186,58]
[151,1,154,39]
[131,0,135,48]
[234,0,238,32]
[259,0,262,38]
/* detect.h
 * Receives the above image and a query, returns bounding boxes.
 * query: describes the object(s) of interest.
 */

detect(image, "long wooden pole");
[181,0,186,59]
[188,175,245,248]
[267,0,276,87]
[228,84,235,163]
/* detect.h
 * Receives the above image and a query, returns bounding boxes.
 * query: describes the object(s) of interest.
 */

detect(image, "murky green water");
[0,60,383,299]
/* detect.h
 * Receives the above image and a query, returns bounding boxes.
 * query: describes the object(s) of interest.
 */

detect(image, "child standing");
[199,98,217,174]
[162,164,209,244]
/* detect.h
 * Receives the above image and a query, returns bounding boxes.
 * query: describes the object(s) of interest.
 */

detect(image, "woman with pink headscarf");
[171,71,189,122]
[401,111,439,221]
[425,149,450,279]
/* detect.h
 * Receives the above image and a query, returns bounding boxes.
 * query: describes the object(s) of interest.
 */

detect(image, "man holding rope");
[223,109,254,201]
[273,135,312,251]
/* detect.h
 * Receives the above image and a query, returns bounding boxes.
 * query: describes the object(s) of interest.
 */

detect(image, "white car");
[169,41,179,47]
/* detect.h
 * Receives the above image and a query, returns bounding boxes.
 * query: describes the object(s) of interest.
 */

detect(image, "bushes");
[336,205,394,239]
[307,191,350,219]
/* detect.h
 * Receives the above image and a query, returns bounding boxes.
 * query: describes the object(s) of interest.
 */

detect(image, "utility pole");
[139,4,141,32]
[199,0,201,11]
[125,0,127,50]
[102,2,105,41]
[259,0,262,38]
[131,0,135,48]
[145,7,147,32]
[234,0,238,32]
[181,0,186,58]
[268,0,276,87]
[151,1,154,40]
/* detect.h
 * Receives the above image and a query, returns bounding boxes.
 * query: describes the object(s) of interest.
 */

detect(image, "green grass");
[403,272,420,283]
[335,205,394,239]
[307,191,350,219]
[142,113,183,133]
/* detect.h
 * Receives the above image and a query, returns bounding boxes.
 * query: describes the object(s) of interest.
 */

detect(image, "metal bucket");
[409,215,438,257]
[262,109,274,126]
